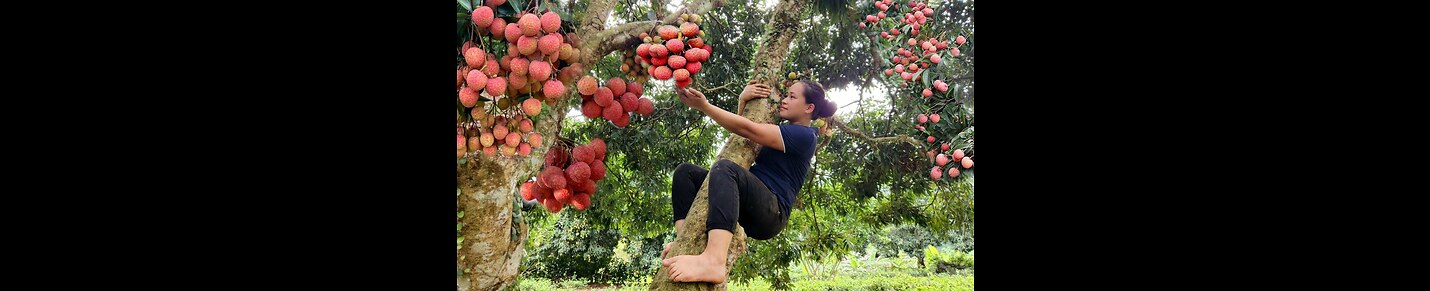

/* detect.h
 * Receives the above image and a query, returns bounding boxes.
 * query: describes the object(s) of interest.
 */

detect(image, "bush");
[731,235,798,290]
[923,246,974,274]
[522,213,623,283]
[600,236,664,283]
[873,224,938,263]
[940,229,975,253]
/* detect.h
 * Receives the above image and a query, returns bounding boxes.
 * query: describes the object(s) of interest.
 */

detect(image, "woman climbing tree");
[659,80,837,283]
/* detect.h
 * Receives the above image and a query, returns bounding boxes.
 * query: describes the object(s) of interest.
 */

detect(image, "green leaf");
[954,126,975,140]
[457,188,461,196]
[509,0,525,13]
[458,211,465,218]
[458,158,467,165]
[458,237,465,243]
[495,2,517,17]
[922,69,931,88]
[458,0,473,12]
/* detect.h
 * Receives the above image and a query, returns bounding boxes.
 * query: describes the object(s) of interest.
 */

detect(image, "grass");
[516,253,973,290]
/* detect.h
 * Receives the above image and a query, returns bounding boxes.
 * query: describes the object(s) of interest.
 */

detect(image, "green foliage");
[516,277,557,290]
[940,228,975,253]
[868,224,974,266]
[874,224,938,261]
[602,236,665,283]
[924,245,974,274]
[790,252,972,291]
[788,2,875,90]
[518,252,971,290]
[730,234,798,289]
[521,212,625,283]
[791,273,974,291]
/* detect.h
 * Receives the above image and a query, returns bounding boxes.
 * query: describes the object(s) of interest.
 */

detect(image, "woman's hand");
[676,87,711,112]
[739,83,773,102]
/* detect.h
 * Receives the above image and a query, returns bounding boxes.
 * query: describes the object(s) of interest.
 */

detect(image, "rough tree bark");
[649,0,807,290]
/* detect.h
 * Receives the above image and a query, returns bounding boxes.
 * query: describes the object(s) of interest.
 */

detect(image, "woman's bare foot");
[661,252,727,284]
[662,242,674,259]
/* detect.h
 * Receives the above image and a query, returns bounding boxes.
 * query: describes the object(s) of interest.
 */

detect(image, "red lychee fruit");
[582,99,603,119]
[578,76,599,95]
[541,11,562,34]
[636,97,655,116]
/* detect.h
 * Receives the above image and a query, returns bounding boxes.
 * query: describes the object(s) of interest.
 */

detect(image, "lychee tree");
[458,0,973,289]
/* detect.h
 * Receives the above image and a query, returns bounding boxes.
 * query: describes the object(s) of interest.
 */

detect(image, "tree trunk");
[456,157,533,291]
[457,87,568,290]
[649,0,807,290]
[456,0,641,288]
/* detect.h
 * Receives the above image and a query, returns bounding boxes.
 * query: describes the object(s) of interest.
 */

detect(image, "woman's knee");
[712,159,738,172]
[675,163,701,175]
[746,224,783,240]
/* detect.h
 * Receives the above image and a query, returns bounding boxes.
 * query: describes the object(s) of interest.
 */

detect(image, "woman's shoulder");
[777,123,818,154]
[778,122,818,133]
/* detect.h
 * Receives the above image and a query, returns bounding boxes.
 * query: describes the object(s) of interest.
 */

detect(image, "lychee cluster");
[459,5,584,159]
[855,1,975,181]
[458,112,544,158]
[881,35,963,87]
[863,0,937,37]
[632,13,711,88]
[916,110,974,181]
[461,8,577,107]
[927,148,973,180]
[858,1,968,91]
[521,138,609,212]
[577,76,655,128]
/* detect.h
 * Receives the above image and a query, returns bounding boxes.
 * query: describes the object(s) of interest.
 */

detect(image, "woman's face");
[778,82,813,121]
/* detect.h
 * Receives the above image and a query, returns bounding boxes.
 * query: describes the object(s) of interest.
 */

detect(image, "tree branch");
[578,0,620,39]
[703,80,742,93]
[582,20,661,65]
[829,117,920,148]
[652,0,668,20]
[578,0,723,67]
